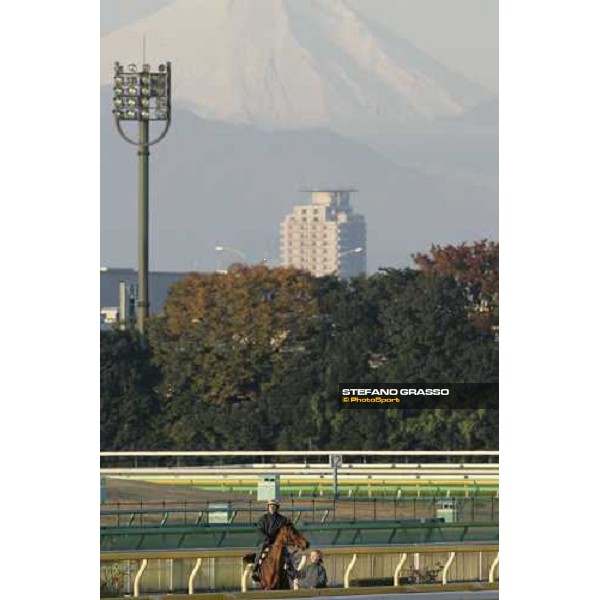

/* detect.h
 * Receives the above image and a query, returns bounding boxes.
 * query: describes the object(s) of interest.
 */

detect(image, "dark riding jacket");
[297,563,328,589]
[256,512,289,544]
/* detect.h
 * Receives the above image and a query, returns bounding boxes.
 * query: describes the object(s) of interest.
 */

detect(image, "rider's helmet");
[266,499,280,509]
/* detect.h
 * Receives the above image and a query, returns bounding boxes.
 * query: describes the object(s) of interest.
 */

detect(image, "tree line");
[101,241,498,451]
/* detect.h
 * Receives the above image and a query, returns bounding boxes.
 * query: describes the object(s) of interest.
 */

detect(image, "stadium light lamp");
[112,61,172,334]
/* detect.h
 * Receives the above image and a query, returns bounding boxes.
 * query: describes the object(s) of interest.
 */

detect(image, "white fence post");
[393,553,407,586]
[442,551,456,584]
[489,553,499,583]
[344,554,358,588]
[241,563,253,592]
[133,558,148,597]
[188,558,202,594]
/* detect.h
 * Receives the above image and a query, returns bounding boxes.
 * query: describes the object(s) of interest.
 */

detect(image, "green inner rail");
[101,520,499,551]
[157,483,499,497]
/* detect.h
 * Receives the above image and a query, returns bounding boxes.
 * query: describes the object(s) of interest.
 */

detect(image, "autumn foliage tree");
[143,266,323,447]
[101,252,499,451]
[148,265,320,405]
[413,240,499,328]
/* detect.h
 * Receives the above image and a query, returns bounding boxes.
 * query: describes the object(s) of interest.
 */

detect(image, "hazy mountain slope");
[354,95,498,188]
[100,0,490,131]
[101,89,497,273]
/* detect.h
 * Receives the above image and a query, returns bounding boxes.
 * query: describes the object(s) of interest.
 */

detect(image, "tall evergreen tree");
[377,269,498,383]
[100,330,164,449]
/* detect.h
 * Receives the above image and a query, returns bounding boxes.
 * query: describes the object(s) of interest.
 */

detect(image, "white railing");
[101,450,499,458]
[100,451,498,484]
[100,544,499,597]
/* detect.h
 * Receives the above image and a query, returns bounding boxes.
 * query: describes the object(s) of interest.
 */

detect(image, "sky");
[100,0,498,94]
[346,0,498,94]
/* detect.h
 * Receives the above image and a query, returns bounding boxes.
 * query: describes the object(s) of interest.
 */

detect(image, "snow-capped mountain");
[100,0,497,273]
[100,0,490,131]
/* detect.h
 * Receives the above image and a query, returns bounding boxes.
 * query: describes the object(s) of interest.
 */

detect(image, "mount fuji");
[100,0,498,273]
[100,0,490,132]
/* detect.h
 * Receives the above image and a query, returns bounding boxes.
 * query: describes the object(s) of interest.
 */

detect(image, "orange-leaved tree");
[148,265,320,406]
[412,240,498,329]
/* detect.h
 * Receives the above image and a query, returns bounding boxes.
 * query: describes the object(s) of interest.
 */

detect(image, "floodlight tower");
[112,61,172,334]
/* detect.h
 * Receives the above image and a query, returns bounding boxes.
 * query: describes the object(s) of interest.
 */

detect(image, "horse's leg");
[262,573,275,591]
[278,563,291,590]
[261,555,277,591]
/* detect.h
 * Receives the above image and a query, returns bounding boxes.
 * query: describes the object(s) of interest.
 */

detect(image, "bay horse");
[244,522,310,590]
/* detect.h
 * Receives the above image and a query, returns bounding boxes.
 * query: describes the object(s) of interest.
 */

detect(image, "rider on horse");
[252,499,295,582]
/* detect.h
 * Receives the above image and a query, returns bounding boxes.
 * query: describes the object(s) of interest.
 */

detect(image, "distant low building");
[100,268,189,325]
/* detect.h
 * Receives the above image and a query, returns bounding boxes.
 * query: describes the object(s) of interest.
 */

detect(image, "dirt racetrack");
[102,478,498,523]
[105,477,252,504]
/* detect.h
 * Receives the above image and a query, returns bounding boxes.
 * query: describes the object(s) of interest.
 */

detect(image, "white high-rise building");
[280,190,366,278]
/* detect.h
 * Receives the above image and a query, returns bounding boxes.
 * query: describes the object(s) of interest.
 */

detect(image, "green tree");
[372,269,498,450]
[100,330,164,450]
[146,266,322,449]
[149,265,319,403]
[413,240,499,329]
[307,276,388,449]
[376,269,498,383]
[101,260,498,451]
[385,409,498,450]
